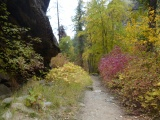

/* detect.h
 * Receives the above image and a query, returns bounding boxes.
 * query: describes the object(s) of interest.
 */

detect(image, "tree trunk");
[147,0,157,51]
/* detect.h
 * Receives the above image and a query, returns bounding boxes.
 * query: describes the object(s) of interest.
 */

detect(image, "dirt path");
[77,75,148,120]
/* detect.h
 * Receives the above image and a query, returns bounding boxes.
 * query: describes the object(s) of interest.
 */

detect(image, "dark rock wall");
[6,0,60,67]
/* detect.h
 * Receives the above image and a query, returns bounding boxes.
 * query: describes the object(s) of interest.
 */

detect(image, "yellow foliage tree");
[83,0,129,72]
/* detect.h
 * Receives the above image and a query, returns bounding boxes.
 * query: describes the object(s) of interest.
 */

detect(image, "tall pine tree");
[73,0,85,67]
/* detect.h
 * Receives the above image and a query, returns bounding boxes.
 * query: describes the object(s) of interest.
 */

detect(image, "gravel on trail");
[77,75,150,120]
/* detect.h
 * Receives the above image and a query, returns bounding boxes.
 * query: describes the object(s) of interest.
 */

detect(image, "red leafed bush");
[98,46,131,81]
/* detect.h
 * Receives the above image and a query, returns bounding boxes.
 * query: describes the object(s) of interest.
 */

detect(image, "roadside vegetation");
[0,56,92,119]
[0,2,92,119]
[98,47,160,118]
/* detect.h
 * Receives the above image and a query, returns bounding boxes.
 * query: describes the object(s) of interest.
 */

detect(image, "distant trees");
[72,0,85,67]
[69,0,159,72]
[82,0,128,72]
[58,25,67,41]
[59,36,75,61]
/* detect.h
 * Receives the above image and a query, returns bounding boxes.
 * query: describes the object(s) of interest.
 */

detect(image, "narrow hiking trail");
[77,76,149,120]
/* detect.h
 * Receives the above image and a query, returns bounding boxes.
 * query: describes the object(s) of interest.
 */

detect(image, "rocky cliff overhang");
[5,0,60,67]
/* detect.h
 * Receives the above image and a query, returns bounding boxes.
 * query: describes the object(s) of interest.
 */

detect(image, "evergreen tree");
[58,25,67,41]
[73,0,85,67]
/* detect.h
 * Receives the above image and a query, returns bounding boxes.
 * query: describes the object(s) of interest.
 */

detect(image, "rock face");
[0,84,11,98]
[6,0,60,66]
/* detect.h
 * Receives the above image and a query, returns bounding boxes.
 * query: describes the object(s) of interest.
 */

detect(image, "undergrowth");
[45,62,92,108]
[117,54,160,117]
[50,53,68,68]
[8,62,92,119]
[99,46,160,118]
[0,3,44,87]
[98,46,131,81]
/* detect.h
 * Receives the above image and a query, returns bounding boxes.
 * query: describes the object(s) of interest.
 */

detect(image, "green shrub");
[0,3,44,86]
[25,88,44,110]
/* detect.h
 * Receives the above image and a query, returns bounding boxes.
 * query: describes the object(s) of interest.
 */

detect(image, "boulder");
[11,103,35,114]
[86,86,93,91]
[2,97,14,104]
[0,73,10,88]
[0,84,11,99]
[42,101,52,111]
[2,110,12,120]
[43,101,52,107]
[16,95,29,103]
